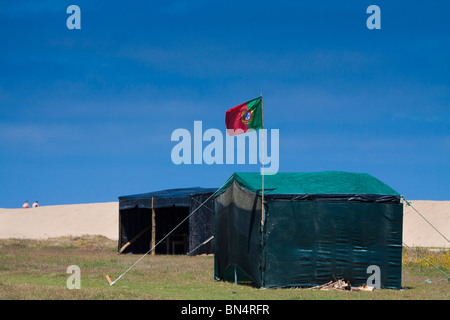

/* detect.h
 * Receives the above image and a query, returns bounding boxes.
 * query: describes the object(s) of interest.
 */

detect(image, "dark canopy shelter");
[118,187,216,255]
[214,172,403,289]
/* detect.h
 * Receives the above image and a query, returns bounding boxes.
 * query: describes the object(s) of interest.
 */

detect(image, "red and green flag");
[225,96,263,136]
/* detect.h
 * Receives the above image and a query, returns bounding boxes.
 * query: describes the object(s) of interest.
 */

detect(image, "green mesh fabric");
[216,171,400,196]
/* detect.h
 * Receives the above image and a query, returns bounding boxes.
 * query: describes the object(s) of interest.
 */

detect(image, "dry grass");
[0,236,448,300]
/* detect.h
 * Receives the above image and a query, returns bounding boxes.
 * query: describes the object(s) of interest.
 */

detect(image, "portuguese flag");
[225,96,263,136]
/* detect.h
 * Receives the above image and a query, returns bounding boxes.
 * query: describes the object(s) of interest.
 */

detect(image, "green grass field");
[0,235,448,300]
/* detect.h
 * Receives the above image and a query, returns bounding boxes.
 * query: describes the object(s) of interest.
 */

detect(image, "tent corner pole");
[151,196,156,256]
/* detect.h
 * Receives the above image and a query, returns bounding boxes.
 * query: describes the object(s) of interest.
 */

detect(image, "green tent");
[214,171,403,289]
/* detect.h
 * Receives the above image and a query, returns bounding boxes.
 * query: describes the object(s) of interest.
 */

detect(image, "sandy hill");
[0,202,118,240]
[0,200,448,247]
[402,200,449,248]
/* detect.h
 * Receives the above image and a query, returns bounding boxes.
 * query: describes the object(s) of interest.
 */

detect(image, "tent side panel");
[214,181,263,286]
[118,206,152,254]
[189,192,215,255]
[263,200,403,289]
[262,201,318,287]
[118,206,137,253]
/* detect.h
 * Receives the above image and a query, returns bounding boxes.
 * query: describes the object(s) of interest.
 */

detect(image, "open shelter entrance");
[118,187,216,255]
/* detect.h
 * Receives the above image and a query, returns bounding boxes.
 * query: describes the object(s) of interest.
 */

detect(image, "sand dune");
[0,202,119,240]
[0,200,448,247]
[403,200,449,248]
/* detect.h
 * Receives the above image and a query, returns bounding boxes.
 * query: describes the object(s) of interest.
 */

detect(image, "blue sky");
[0,1,449,207]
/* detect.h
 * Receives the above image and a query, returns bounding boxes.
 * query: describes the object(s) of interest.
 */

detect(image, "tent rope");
[107,177,232,286]
[402,241,450,280]
[404,198,450,245]
[191,197,215,214]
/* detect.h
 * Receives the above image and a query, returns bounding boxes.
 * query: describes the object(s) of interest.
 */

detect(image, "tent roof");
[118,187,217,210]
[217,171,400,196]
[119,187,217,201]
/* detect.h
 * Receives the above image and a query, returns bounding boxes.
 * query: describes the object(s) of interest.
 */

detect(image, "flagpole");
[261,91,264,230]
